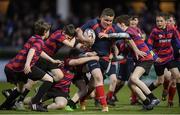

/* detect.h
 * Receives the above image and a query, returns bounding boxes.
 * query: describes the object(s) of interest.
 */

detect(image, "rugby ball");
[83,28,96,44]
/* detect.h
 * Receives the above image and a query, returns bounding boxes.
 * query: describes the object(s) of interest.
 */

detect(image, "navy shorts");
[99,58,116,78]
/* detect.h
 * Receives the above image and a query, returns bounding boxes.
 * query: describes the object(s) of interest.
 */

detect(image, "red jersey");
[43,30,66,56]
[6,35,44,72]
[126,27,153,62]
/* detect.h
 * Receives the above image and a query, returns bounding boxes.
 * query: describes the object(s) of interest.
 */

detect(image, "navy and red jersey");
[126,27,153,62]
[147,25,180,65]
[171,27,180,61]
[43,30,66,56]
[116,40,128,64]
[6,35,44,72]
[53,58,83,93]
[53,69,74,93]
[81,18,125,57]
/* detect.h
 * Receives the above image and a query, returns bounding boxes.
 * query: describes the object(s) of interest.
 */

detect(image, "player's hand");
[98,33,108,38]
[24,63,31,74]
[155,58,163,63]
[53,60,64,66]
[135,50,147,60]
[92,56,99,61]
[86,52,97,56]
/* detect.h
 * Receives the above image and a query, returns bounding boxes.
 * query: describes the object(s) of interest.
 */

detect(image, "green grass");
[0,82,180,114]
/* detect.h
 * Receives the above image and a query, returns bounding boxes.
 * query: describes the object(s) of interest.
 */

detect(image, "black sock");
[0,89,21,109]
[17,88,30,102]
[148,83,157,91]
[143,98,150,105]
[31,81,52,104]
[147,93,157,101]
[114,83,124,94]
[176,83,180,104]
[67,99,76,109]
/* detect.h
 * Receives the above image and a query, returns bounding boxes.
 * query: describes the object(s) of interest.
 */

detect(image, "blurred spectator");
[0,0,179,48]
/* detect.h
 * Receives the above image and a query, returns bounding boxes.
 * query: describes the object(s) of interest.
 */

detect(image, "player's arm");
[68,56,99,66]
[98,32,130,39]
[76,28,94,44]
[40,51,63,65]
[127,39,147,60]
[24,48,35,74]
[147,30,159,61]
[62,37,76,47]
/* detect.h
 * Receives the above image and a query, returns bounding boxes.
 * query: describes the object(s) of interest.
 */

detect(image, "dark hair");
[34,19,51,36]
[156,12,168,19]
[167,14,176,20]
[130,14,139,20]
[101,8,115,17]
[68,48,83,58]
[63,24,76,37]
[115,15,130,26]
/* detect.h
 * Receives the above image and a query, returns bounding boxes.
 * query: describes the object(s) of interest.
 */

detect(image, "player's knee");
[57,101,67,109]
[111,77,117,84]
[51,69,64,82]
[42,74,53,82]
[130,76,138,83]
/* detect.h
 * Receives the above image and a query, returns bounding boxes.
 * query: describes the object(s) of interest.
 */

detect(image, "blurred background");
[0,0,179,81]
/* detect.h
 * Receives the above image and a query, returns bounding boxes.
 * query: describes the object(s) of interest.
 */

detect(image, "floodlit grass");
[0,82,180,114]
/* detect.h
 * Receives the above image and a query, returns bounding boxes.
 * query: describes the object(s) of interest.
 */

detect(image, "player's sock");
[143,98,151,105]
[163,79,170,90]
[147,93,157,101]
[0,89,20,109]
[168,86,176,102]
[148,83,157,91]
[176,83,180,104]
[31,81,52,104]
[130,91,137,104]
[17,88,30,102]
[67,99,76,109]
[114,83,124,94]
[96,85,107,106]
[106,91,113,100]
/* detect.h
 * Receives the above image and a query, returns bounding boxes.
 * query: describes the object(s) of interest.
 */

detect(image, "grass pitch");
[0,82,180,114]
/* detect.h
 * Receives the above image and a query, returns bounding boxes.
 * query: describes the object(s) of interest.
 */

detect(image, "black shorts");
[42,87,69,101]
[72,72,84,84]
[4,66,46,84]
[35,58,59,72]
[116,58,135,81]
[177,60,180,71]
[154,60,178,76]
[135,60,153,76]
[4,67,28,84]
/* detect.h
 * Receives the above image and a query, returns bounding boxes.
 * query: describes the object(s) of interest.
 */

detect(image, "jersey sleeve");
[147,29,158,60]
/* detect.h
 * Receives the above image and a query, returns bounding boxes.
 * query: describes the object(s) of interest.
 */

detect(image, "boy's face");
[100,15,114,29]
[156,16,166,29]
[166,17,175,26]
[130,18,139,27]
[117,22,127,31]
[65,34,74,41]
[44,30,50,39]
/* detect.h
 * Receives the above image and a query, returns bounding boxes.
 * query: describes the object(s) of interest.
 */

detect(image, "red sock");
[168,86,176,102]
[106,91,113,100]
[131,91,137,101]
[96,85,107,106]
[80,96,86,104]
[163,79,170,90]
